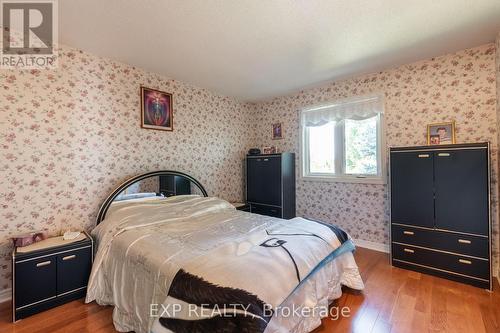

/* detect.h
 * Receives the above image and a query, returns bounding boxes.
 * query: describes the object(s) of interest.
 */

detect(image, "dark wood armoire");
[159,175,191,197]
[390,143,491,289]
[246,153,296,219]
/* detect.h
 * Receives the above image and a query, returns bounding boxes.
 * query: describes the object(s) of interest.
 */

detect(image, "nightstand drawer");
[57,247,92,295]
[15,256,57,308]
[250,203,282,218]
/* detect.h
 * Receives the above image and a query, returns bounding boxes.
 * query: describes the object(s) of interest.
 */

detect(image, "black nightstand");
[231,202,250,212]
[12,231,93,321]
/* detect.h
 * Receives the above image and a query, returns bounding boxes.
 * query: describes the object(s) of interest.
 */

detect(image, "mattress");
[86,195,363,333]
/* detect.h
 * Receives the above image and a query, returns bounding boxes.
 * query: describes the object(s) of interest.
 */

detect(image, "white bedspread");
[86,195,363,333]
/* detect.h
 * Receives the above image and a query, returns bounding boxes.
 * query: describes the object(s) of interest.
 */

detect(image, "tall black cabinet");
[159,175,191,197]
[390,143,491,289]
[246,153,296,219]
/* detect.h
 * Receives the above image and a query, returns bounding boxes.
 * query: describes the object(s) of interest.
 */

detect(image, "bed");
[86,171,364,333]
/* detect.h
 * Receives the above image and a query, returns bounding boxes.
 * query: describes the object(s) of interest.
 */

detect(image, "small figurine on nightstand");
[63,231,81,240]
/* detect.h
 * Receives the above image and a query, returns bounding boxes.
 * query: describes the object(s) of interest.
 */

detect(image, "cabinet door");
[390,151,435,228]
[250,203,282,218]
[247,156,281,206]
[15,255,57,308]
[434,149,488,235]
[159,175,175,197]
[174,176,191,195]
[57,247,92,294]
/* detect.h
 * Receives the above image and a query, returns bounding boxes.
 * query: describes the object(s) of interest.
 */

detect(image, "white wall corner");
[0,288,11,304]
[354,238,389,253]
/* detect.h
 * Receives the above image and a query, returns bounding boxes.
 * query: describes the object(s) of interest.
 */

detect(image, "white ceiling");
[59,0,500,101]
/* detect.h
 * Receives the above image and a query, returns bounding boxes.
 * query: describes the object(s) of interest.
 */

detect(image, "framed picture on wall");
[141,86,173,131]
[427,121,456,145]
[272,123,283,140]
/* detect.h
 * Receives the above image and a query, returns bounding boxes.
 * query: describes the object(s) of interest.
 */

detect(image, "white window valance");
[303,95,384,127]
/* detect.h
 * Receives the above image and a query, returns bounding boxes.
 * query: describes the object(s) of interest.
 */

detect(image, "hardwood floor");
[312,248,500,333]
[0,247,498,333]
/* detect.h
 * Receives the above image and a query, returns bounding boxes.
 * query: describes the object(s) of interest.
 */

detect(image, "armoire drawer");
[392,224,488,259]
[249,203,282,218]
[392,243,489,280]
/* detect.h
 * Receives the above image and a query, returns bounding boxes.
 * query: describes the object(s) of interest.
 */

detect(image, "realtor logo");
[1,0,58,69]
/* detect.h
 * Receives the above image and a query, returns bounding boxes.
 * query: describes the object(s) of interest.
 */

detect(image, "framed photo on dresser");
[427,121,455,145]
[141,86,173,131]
[263,146,277,154]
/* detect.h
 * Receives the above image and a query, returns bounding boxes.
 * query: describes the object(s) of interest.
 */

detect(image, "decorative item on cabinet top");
[389,142,491,290]
[427,121,456,145]
[248,148,262,155]
[262,146,277,154]
[230,202,250,212]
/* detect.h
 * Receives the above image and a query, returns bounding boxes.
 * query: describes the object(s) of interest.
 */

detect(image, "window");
[301,95,385,184]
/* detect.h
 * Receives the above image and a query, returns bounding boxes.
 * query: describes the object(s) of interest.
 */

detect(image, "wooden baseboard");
[0,288,11,304]
[354,239,389,253]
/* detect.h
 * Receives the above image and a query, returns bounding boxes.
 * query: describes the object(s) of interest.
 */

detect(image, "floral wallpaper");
[252,44,499,274]
[0,45,254,290]
[1,41,499,294]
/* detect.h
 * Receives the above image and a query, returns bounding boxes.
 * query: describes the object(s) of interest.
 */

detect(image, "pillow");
[114,192,159,201]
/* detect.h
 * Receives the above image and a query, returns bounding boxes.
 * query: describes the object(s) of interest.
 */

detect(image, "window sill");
[301,175,386,185]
